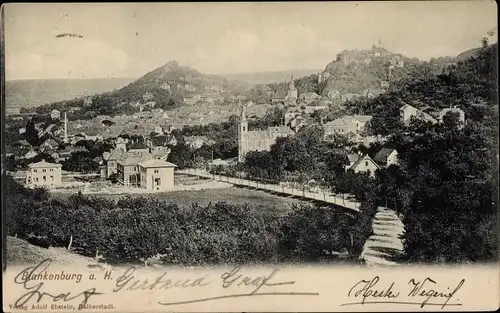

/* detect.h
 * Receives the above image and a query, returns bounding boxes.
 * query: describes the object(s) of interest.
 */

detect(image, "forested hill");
[32,61,250,120]
[318,45,476,97]
[343,43,498,136]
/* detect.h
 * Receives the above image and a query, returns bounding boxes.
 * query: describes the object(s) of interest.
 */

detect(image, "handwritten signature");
[112,265,319,305]
[13,259,103,310]
[342,276,465,309]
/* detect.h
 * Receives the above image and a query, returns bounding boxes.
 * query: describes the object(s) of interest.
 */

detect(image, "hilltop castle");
[238,105,294,162]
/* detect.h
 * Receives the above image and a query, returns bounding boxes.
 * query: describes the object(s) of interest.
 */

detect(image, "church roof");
[272,89,287,99]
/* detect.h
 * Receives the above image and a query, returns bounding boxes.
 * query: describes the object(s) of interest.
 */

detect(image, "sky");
[3,1,498,80]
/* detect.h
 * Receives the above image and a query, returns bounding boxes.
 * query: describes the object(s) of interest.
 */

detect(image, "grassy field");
[54,187,307,213]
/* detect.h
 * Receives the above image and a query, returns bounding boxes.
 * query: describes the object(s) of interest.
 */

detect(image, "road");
[178,168,360,212]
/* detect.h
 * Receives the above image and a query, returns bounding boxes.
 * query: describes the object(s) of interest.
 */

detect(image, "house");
[50,109,61,120]
[323,117,357,138]
[399,104,438,125]
[40,138,61,150]
[19,127,26,135]
[323,115,372,139]
[346,153,360,170]
[85,134,103,141]
[137,159,177,191]
[305,105,328,114]
[348,154,380,177]
[374,148,399,167]
[23,149,39,160]
[341,93,362,103]
[105,137,128,177]
[16,139,32,148]
[166,134,179,146]
[184,136,214,149]
[26,160,62,188]
[299,92,321,104]
[116,152,154,188]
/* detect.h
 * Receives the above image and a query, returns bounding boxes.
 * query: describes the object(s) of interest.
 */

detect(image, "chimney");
[64,112,68,142]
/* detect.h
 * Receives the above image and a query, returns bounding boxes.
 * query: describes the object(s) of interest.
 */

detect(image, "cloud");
[6,38,131,79]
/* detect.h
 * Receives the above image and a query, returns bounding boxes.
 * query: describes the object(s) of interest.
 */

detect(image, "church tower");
[238,104,248,162]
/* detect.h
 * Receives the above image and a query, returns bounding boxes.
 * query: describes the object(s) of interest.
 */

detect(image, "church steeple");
[240,103,247,122]
[289,74,296,90]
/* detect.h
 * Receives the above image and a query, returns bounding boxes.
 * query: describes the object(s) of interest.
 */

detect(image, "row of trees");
[5,175,361,265]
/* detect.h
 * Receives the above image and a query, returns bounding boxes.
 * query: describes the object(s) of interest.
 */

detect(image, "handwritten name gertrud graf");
[343,276,465,309]
[13,259,105,310]
[111,265,320,305]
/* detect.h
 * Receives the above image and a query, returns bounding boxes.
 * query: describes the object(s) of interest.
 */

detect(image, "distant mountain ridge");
[5,77,135,108]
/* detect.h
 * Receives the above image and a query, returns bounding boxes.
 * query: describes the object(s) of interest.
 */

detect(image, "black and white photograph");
[2,2,499,311]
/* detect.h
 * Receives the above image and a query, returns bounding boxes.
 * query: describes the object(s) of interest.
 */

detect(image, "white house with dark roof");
[26,160,62,187]
[400,103,438,125]
[347,154,380,177]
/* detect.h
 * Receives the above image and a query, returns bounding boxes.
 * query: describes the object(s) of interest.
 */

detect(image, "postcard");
[2,1,499,312]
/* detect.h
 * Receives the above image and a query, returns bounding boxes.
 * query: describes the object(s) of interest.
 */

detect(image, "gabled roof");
[117,152,152,166]
[399,103,417,111]
[272,89,287,99]
[347,153,360,163]
[108,148,126,161]
[352,115,373,123]
[374,148,397,164]
[351,155,380,171]
[137,159,177,168]
[28,160,62,168]
[324,117,356,129]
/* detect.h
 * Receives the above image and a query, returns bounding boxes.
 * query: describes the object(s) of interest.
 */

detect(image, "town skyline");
[3,1,497,80]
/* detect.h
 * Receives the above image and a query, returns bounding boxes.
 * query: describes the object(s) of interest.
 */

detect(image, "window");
[365,161,368,167]
[42,169,46,172]
[43,176,46,181]
[50,176,54,181]
[34,169,37,173]
[50,169,54,172]
[35,177,39,182]
[154,170,159,174]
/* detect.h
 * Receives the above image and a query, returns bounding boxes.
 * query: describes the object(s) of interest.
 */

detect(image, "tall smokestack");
[64,112,68,142]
